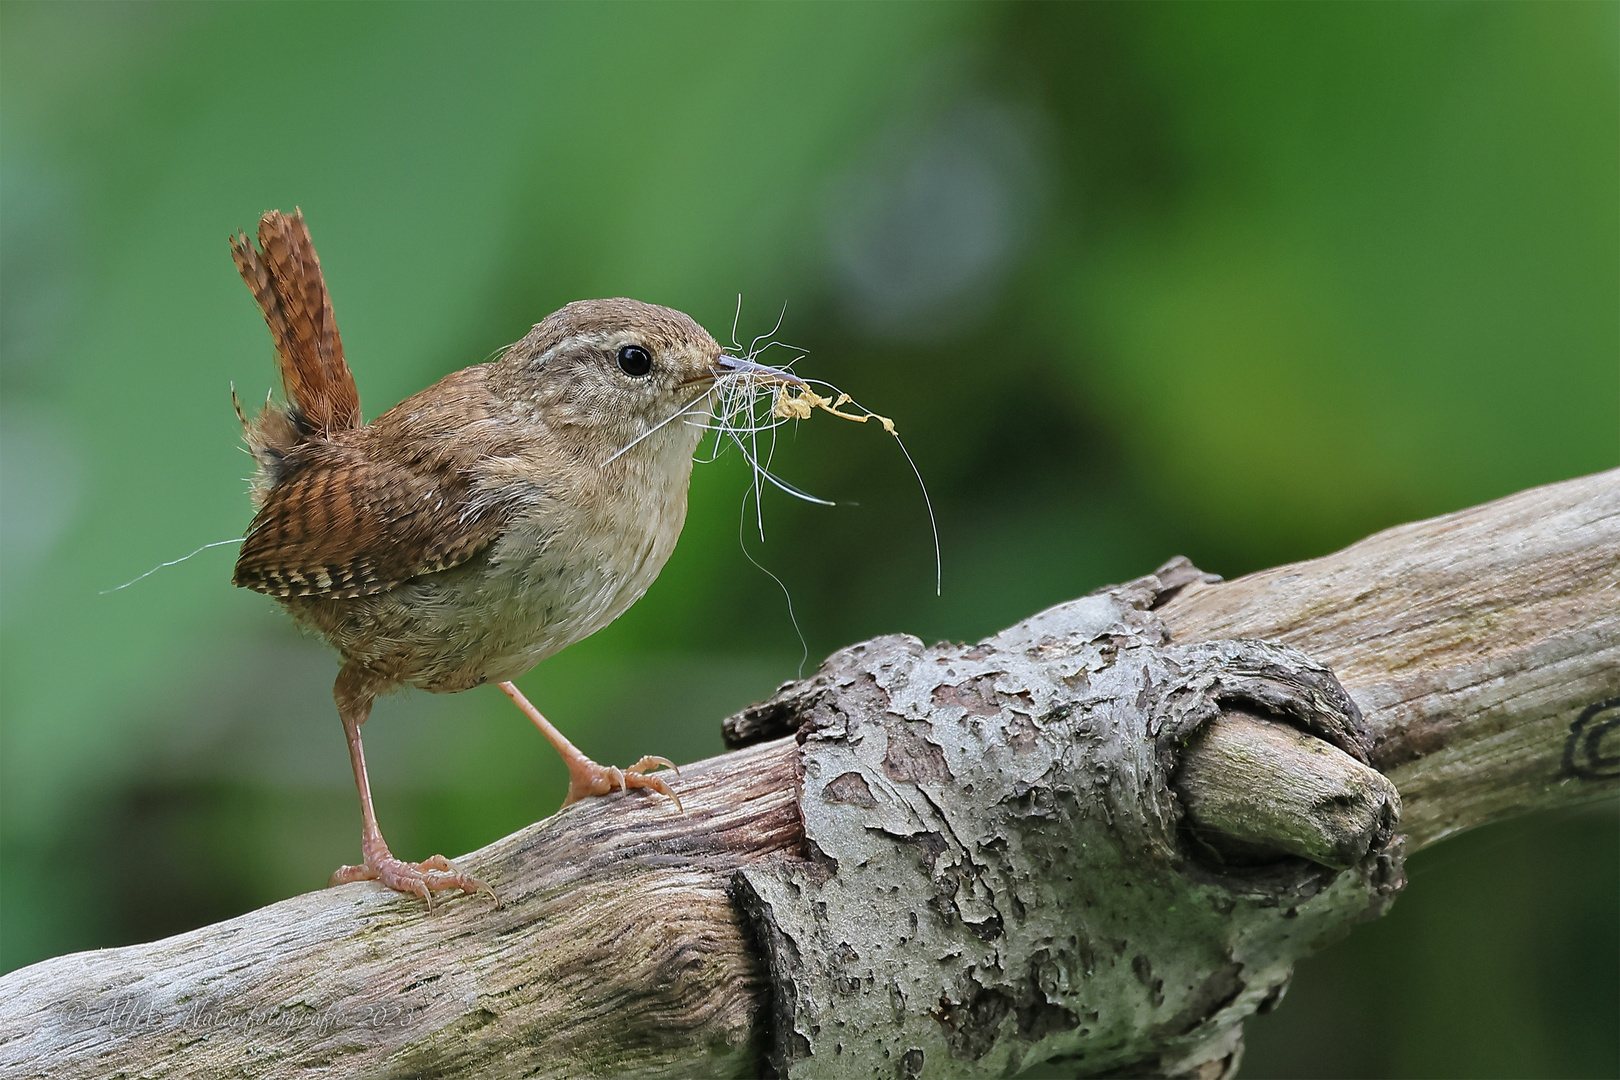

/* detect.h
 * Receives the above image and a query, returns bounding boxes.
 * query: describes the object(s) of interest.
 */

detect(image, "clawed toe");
[428,855,501,906]
[563,753,683,811]
[330,861,378,887]
[329,854,498,911]
[620,768,683,812]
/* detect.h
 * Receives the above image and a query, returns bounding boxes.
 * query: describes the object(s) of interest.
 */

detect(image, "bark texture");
[1155,467,1620,847]
[0,740,800,1080]
[0,468,1613,1079]
[728,586,1403,1079]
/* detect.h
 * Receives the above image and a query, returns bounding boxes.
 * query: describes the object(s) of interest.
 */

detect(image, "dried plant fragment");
[771,387,896,434]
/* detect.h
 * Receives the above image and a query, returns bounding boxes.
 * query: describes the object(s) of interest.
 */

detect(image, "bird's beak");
[712,354,806,388]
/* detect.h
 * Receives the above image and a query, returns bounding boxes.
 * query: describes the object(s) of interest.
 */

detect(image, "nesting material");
[770,387,896,434]
[701,344,941,596]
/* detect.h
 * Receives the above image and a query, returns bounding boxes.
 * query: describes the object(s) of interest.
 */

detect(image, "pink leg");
[498,681,681,811]
[328,668,498,910]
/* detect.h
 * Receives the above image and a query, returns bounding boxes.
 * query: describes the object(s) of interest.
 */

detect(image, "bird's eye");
[616,344,653,377]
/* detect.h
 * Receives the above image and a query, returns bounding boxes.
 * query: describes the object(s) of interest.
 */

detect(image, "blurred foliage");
[1,3,1615,1076]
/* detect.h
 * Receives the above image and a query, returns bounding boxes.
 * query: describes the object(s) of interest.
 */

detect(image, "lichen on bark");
[731,567,1405,1079]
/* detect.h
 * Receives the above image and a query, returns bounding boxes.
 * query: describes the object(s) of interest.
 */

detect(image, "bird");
[228,209,798,907]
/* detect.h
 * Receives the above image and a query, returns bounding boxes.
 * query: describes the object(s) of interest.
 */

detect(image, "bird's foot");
[495,682,682,813]
[564,754,682,811]
[330,853,498,911]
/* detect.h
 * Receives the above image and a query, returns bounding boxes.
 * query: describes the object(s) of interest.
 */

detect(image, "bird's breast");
[451,454,693,680]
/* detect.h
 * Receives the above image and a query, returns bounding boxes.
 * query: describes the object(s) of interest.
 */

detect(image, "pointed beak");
[712,354,806,388]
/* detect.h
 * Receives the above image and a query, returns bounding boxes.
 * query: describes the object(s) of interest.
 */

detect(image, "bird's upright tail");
[231,209,360,441]
[230,209,361,501]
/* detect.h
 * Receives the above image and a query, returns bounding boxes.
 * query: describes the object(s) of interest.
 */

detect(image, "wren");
[229,210,797,906]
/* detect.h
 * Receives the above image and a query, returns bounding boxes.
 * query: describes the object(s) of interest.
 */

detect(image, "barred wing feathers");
[233,368,524,600]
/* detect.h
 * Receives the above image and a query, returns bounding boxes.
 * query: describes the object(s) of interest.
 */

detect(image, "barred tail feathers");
[229,209,360,443]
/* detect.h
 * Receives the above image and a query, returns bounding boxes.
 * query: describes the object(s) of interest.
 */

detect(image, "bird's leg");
[329,668,496,909]
[497,680,681,811]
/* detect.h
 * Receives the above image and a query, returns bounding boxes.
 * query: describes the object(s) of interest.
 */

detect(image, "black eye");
[616,344,653,377]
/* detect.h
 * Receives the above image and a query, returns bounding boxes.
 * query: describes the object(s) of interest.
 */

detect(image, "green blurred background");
[1,3,1615,1076]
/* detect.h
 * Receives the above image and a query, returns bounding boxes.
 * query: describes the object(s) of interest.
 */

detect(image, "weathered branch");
[1155,467,1620,847]
[0,469,1614,1079]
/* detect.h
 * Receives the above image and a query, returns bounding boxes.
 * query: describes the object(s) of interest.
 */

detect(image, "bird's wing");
[233,368,526,600]
[232,445,516,599]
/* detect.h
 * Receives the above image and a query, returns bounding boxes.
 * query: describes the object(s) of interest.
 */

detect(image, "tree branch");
[1,469,1613,1079]
[1155,467,1620,847]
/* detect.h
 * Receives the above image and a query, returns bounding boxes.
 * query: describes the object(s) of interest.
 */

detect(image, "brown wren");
[229,209,798,906]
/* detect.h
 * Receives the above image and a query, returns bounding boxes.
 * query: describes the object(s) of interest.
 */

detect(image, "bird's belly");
[304,497,683,693]
[444,548,650,686]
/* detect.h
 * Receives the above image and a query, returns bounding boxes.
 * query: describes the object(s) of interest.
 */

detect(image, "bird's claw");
[564,753,682,812]
[329,853,498,911]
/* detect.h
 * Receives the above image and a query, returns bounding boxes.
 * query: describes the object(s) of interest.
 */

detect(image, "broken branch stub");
[1176,711,1401,871]
[726,568,1405,1079]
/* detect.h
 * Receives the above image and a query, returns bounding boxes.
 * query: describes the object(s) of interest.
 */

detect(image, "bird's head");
[494,298,801,466]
